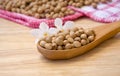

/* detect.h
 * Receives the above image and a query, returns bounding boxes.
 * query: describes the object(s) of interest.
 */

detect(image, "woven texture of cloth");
[0,9,83,28]
[69,0,120,23]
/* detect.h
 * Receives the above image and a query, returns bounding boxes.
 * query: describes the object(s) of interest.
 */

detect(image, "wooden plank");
[0,18,120,76]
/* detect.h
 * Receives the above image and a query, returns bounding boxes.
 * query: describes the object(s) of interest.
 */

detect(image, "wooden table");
[0,18,120,76]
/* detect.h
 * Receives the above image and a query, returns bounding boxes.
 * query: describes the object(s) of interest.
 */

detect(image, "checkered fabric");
[69,0,120,23]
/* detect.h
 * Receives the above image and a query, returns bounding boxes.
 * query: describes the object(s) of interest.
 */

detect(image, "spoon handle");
[93,21,120,45]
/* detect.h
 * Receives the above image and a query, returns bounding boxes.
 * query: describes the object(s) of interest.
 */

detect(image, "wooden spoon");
[37,21,120,60]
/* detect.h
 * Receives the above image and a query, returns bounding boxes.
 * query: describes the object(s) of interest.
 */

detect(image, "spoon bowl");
[37,22,120,60]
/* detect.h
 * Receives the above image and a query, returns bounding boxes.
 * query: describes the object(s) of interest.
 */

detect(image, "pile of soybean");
[39,27,95,50]
[0,0,111,19]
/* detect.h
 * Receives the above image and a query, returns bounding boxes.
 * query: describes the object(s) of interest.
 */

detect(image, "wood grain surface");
[0,18,120,76]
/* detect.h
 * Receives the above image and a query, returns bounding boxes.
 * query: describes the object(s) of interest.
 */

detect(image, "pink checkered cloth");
[0,9,83,28]
[69,0,120,23]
